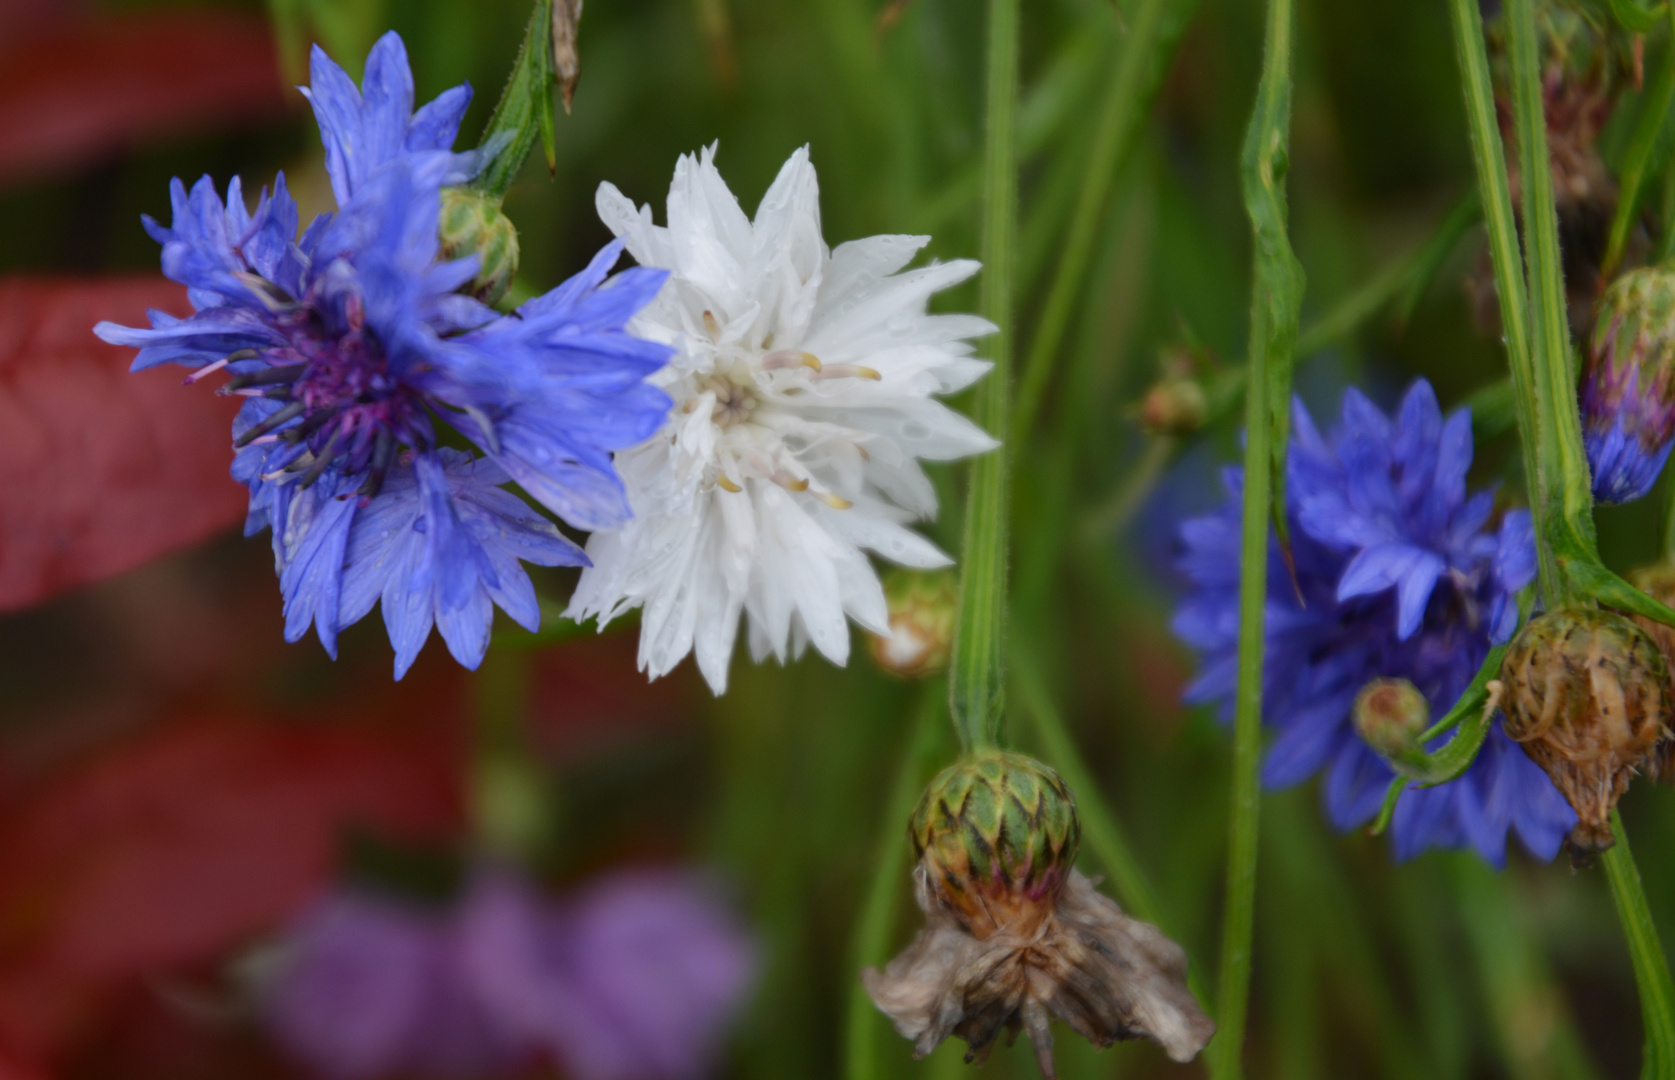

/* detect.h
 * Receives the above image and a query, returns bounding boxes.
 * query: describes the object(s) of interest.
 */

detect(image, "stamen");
[760,350,822,373]
[279,407,341,444]
[233,401,308,446]
[184,357,230,385]
[702,310,721,338]
[297,427,342,490]
[358,430,396,502]
[772,471,809,493]
[818,492,853,510]
[223,363,307,392]
[234,272,296,311]
[717,474,743,493]
[814,364,881,381]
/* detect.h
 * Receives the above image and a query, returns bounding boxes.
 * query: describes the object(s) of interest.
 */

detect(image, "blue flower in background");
[1173,379,1576,866]
[95,32,673,676]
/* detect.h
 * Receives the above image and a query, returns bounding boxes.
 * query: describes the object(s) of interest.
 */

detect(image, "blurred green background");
[2,0,1674,1078]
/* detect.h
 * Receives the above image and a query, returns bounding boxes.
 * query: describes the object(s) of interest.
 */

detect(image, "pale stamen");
[813,364,881,381]
[760,350,822,373]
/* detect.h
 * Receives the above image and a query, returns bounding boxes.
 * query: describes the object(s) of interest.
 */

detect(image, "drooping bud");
[868,571,958,678]
[1139,378,1208,436]
[865,751,1214,1075]
[1352,678,1432,773]
[910,751,1080,939]
[438,187,521,306]
[1497,608,1674,852]
[1581,267,1675,503]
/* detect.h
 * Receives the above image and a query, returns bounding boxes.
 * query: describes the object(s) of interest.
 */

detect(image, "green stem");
[1508,0,1595,586]
[1603,4,1675,279]
[471,649,550,861]
[1447,0,1555,598]
[843,684,948,1080]
[948,0,1019,753]
[1011,0,1200,445]
[1213,0,1302,1071]
[1603,810,1675,1079]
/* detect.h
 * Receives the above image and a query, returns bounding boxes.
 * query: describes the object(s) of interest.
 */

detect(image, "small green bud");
[1498,608,1674,853]
[868,571,957,678]
[910,750,1079,939]
[439,187,521,305]
[1352,678,1431,773]
[1140,378,1209,436]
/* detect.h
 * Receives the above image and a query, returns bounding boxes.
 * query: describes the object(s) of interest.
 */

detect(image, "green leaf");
[472,0,558,201]
[1367,637,1511,835]
[1564,558,1675,629]
[1606,0,1669,33]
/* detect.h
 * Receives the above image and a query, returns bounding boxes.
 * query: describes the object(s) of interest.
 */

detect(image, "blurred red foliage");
[0,9,290,188]
[0,693,466,1070]
[0,276,246,614]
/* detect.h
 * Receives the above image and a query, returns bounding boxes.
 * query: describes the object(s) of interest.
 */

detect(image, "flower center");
[705,374,759,427]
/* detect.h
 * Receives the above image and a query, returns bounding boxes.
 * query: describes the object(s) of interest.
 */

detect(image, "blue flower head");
[95,32,674,677]
[1581,265,1675,504]
[1173,380,1577,866]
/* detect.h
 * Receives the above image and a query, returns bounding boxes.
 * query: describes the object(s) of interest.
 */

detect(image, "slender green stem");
[1508,0,1595,594]
[1213,0,1301,1071]
[472,0,558,200]
[1011,0,1199,445]
[948,0,1019,752]
[1603,810,1675,1080]
[1447,0,1555,599]
[1603,4,1675,279]
[471,649,550,861]
[844,684,948,1080]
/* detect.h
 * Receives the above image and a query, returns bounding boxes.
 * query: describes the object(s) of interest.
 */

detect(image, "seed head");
[439,187,521,305]
[1497,608,1674,853]
[866,751,1214,1076]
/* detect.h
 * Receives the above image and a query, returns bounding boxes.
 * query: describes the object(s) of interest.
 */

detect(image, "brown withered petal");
[863,867,1213,1077]
[553,0,582,112]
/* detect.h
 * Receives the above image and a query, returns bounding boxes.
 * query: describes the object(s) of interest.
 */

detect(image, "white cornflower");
[567,144,997,694]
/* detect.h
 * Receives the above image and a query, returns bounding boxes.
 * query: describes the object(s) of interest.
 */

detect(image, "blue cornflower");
[1581,266,1675,504]
[94,32,673,676]
[1173,380,1577,866]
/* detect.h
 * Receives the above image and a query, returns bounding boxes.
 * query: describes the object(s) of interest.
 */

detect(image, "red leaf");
[0,276,247,614]
[0,711,463,1062]
[0,11,291,187]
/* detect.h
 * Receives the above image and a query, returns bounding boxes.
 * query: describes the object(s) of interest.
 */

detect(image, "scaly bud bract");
[1498,608,1674,852]
[1582,267,1675,502]
[439,187,521,306]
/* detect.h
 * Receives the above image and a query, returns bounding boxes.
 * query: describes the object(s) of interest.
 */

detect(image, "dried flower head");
[863,751,1213,1076]
[1625,564,1675,779]
[1497,608,1674,852]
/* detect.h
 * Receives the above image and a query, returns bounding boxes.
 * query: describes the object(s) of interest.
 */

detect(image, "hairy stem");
[1602,810,1675,1079]
[948,0,1019,752]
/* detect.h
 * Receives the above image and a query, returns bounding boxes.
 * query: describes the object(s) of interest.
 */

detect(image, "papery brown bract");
[863,868,1214,1077]
[1498,608,1673,853]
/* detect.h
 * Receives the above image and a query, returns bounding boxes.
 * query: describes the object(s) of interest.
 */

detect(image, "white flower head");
[568,144,998,694]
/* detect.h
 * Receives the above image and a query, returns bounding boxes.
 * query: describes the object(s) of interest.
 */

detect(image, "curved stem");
[948,0,1019,752]
[1602,810,1675,1080]
[843,684,948,1080]
[1603,5,1675,280]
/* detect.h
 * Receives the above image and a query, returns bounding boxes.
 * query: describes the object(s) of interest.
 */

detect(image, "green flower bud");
[438,187,520,305]
[1353,678,1431,773]
[1140,378,1209,436]
[868,571,958,678]
[910,750,1079,939]
[1498,608,1674,853]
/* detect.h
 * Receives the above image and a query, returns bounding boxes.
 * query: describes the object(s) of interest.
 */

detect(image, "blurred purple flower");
[1172,379,1577,866]
[263,866,756,1080]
